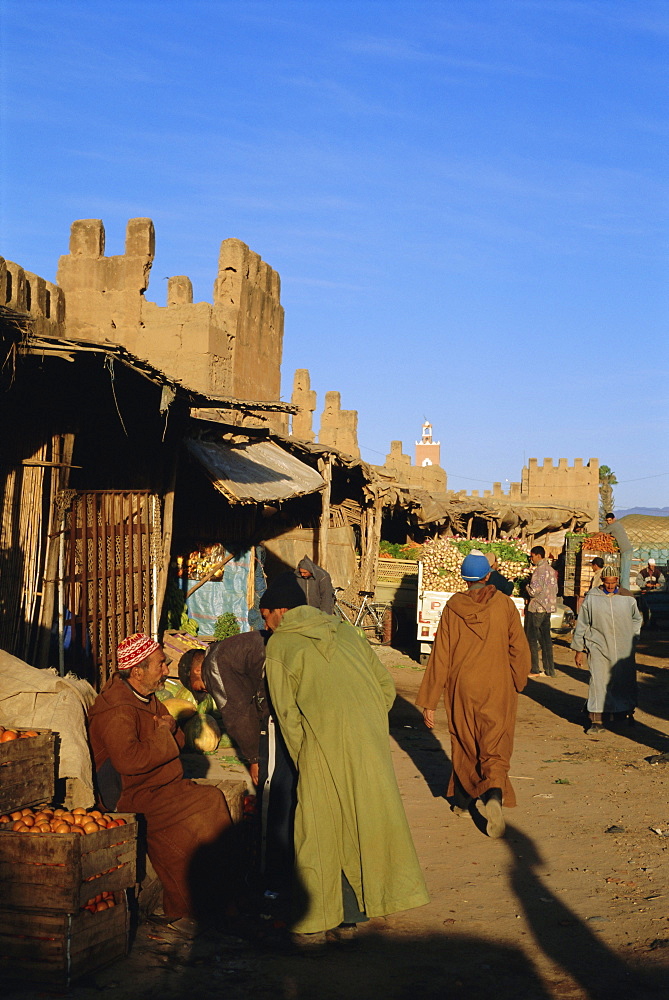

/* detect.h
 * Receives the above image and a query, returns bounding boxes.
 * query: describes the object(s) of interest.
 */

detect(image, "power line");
[617,471,669,484]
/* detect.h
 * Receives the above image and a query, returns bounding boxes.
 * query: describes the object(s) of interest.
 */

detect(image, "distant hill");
[615,507,669,518]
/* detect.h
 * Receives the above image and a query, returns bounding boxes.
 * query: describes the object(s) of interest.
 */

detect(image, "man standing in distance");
[525,545,558,678]
[417,550,531,839]
[294,555,335,614]
[604,513,633,590]
[571,570,642,734]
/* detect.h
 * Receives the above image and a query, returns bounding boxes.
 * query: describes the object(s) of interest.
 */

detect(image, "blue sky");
[1,0,667,507]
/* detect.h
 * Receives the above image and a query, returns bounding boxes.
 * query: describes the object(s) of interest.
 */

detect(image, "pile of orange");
[82,891,117,914]
[0,806,127,835]
[0,727,39,742]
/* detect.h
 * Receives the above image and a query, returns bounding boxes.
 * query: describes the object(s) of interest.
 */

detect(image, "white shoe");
[484,797,506,839]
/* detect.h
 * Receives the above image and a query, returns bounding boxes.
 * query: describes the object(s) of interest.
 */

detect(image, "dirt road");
[9,633,669,999]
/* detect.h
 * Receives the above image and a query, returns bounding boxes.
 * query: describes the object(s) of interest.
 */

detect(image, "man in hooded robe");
[416,550,531,839]
[571,570,642,733]
[294,555,335,614]
[261,576,428,940]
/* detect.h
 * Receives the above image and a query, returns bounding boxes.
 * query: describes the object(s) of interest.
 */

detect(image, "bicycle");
[334,589,393,645]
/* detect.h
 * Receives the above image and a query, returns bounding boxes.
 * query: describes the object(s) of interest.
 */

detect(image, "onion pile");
[420,538,528,593]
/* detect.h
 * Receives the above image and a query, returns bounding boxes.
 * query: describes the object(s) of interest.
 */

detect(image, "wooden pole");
[318,454,332,571]
[36,433,75,669]
[155,447,179,631]
[186,552,235,599]
[359,497,382,592]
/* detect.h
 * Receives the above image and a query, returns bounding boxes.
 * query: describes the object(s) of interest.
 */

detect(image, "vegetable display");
[161,579,198,635]
[581,532,618,554]
[161,698,198,723]
[178,544,229,581]
[82,891,117,913]
[183,713,221,753]
[419,537,529,594]
[379,540,423,561]
[214,612,241,640]
[0,806,128,835]
[0,727,39,742]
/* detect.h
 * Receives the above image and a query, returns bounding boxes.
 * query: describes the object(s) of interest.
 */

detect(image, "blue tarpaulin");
[186,546,266,635]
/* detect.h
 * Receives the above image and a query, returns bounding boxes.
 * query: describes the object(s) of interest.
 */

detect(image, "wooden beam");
[359,497,382,592]
[186,553,235,599]
[19,460,81,469]
[35,433,75,670]
[318,455,332,570]
[155,448,179,632]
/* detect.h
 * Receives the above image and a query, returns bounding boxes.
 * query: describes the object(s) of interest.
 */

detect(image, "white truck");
[416,561,527,663]
[416,561,572,663]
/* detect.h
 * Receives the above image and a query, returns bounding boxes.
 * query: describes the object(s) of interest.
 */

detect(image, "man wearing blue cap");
[416,550,531,839]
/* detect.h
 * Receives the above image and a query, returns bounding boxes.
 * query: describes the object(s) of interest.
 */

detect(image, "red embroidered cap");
[116,633,161,672]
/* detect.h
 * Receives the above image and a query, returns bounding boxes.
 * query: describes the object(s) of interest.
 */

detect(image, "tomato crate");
[0,814,137,911]
[0,729,56,814]
[0,891,129,986]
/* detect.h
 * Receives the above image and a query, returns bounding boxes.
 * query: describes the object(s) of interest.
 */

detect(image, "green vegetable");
[214,612,241,640]
[180,610,199,636]
[451,538,528,565]
[379,540,422,560]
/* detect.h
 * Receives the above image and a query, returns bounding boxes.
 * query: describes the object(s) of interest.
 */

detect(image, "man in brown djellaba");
[88,633,233,936]
[416,550,531,839]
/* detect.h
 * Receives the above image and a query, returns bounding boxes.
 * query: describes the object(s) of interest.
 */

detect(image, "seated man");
[636,558,665,593]
[88,633,233,935]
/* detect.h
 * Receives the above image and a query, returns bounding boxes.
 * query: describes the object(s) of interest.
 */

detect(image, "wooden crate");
[376,557,419,586]
[576,551,620,596]
[0,814,137,911]
[0,891,129,986]
[0,729,56,814]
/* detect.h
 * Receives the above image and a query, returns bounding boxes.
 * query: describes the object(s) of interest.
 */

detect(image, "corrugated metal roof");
[618,514,669,547]
[186,436,325,504]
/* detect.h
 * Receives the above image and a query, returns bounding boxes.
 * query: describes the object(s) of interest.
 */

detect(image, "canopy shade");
[186,436,325,505]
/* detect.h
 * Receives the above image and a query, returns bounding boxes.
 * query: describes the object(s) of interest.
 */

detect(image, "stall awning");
[186,436,325,504]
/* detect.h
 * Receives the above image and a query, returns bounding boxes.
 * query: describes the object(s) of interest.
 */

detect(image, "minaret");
[415,421,441,467]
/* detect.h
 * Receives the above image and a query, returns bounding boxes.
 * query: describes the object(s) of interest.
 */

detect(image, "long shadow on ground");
[522,673,669,755]
[505,823,663,1000]
[389,693,451,798]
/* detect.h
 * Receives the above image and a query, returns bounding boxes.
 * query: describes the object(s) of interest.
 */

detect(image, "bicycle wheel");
[360,603,393,645]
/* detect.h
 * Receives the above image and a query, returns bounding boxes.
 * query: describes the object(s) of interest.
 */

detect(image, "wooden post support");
[359,496,382,593]
[318,454,332,571]
[155,447,179,632]
[36,433,75,670]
